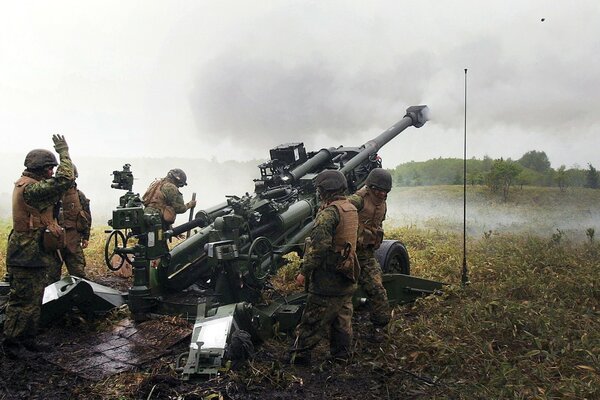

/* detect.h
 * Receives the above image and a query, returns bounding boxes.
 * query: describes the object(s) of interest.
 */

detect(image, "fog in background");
[0,154,259,225]
[1,1,600,171]
[385,189,600,242]
[1,1,600,232]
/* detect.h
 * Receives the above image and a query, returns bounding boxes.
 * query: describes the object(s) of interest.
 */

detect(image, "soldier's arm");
[161,183,188,214]
[24,179,73,211]
[53,134,75,182]
[346,193,364,211]
[301,207,339,276]
[24,135,75,210]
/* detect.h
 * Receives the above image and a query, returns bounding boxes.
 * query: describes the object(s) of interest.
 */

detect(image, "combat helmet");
[314,170,347,193]
[24,149,58,170]
[167,168,188,187]
[365,168,392,192]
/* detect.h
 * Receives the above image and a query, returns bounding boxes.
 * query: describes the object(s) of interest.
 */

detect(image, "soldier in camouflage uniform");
[142,168,196,229]
[2,135,75,356]
[289,170,359,365]
[347,168,392,339]
[47,169,92,282]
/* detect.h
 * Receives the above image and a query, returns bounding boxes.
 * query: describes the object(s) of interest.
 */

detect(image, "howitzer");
[104,105,443,378]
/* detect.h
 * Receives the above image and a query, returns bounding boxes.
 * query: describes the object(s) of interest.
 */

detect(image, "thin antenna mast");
[462,68,469,285]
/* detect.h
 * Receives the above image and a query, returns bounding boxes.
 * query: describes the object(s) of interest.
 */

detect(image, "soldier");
[289,170,359,365]
[47,168,92,282]
[2,135,75,356]
[142,168,196,229]
[347,168,392,340]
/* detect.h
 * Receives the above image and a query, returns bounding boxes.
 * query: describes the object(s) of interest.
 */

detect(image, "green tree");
[516,168,538,189]
[486,158,523,201]
[555,165,567,191]
[518,150,551,173]
[585,163,599,189]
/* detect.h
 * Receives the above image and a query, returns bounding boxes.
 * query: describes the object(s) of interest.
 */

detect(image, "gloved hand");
[52,134,69,154]
[187,200,197,209]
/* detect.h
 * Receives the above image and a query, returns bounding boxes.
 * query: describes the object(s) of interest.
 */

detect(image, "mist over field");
[386,186,600,241]
[1,153,598,242]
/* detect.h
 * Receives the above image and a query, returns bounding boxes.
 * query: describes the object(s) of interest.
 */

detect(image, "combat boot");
[369,326,386,343]
[287,351,312,366]
[21,337,51,353]
[2,338,27,359]
[327,351,350,364]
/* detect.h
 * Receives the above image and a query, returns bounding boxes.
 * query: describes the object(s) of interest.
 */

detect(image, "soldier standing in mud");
[47,168,92,282]
[2,135,75,356]
[289,170,359,365]
[142,168,196,229]
[347,168,392,340]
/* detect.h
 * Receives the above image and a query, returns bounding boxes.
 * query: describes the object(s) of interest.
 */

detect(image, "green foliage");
[586,228,595,243]
[486,158,522,201]
[0,189,599,400]
[555,165,567,191]
[382,226,600,399]
[392,157,489,187]
[585,163,599,189]
[392,151,593,190]
[518,150,551,173]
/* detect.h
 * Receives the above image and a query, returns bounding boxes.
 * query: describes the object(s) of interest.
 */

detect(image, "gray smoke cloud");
[2,1,600,170]
[191,54,433,148]
[188,2,600,168]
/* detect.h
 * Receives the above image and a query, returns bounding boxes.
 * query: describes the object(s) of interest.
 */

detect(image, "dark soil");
[1,277,444,399]
[0,313,445,400]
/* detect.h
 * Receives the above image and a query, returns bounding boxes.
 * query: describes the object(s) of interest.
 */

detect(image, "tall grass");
[0,186,598,399]
[382,226,600,399]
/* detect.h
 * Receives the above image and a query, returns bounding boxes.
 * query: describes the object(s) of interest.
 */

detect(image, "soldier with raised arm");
[2,135,75,357]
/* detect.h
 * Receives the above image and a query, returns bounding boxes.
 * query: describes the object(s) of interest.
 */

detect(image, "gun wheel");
[104,230,131,271]
[247,236,274,282]
[375,240,410,275]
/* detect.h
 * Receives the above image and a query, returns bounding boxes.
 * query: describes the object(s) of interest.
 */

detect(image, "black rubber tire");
[374,240,410,275]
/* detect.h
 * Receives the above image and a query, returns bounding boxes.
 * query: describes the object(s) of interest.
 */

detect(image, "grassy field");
[0,186,599,399]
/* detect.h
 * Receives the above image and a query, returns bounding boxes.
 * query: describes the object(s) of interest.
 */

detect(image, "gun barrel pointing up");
[339,105,429,174]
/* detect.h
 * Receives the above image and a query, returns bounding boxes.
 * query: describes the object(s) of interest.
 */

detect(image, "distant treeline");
[391,150,600,191]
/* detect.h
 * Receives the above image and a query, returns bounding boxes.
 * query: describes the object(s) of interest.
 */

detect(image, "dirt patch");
[42,317,191,381]
[0,308,444,400]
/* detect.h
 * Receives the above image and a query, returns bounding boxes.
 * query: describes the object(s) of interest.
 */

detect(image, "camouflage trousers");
[291,293,354,359]
[358,252,390,327]
[3,266,47,340]
[47,229,86,283]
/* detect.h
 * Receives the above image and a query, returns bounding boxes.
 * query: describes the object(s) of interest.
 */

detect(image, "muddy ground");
[0,277,445,400]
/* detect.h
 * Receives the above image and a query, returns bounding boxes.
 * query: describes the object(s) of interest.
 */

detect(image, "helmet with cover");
[365,168,392,192]
[24,149,58,170]
[167,168,188,187]
[314,169,347,193]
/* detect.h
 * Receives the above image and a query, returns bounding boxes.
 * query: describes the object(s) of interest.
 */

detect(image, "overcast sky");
[1,1,599,170]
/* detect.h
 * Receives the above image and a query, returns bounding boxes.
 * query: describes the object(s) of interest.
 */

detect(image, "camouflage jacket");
[142,178,187,225]
[7,154,75,268]
[347,187,387,253]
[301,196,358,296]
[60,186,92,241]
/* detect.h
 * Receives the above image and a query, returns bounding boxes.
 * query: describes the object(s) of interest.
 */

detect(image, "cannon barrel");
[105,105,429,307]
[340,105,428,174]
[286,147,335,182]
[170,218,206,237]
